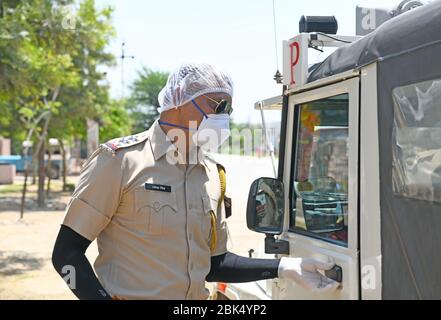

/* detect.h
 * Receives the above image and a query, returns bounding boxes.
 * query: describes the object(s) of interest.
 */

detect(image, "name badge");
[144,183,171,193]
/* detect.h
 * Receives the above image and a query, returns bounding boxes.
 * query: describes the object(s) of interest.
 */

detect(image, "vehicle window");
[392,78,441,203]
[289,93,349,246]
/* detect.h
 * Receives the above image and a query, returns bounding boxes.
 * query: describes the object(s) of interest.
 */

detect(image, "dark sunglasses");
[203,95,233,115]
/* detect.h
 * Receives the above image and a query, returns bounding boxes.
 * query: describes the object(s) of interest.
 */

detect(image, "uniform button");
[153,201,160,210]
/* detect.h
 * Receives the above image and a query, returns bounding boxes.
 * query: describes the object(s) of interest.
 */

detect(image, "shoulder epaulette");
[100,130,149,156]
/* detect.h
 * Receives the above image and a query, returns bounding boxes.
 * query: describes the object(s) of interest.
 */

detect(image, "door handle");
[324,265,343,283]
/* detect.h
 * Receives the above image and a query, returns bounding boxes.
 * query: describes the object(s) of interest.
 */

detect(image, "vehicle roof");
[308,0,441,83]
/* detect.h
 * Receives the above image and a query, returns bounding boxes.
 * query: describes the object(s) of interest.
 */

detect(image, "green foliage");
[99,99,133,142]
[49,0,117,142]
[0,0,119,151]
[127,67,169,133]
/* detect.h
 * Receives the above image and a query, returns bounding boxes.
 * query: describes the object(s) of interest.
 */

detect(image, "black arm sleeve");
[52,225,112,300]
[206,251,281,283]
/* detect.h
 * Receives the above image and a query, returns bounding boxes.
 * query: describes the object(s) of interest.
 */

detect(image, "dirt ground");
[0,154,273,300]
[0,177,94,299]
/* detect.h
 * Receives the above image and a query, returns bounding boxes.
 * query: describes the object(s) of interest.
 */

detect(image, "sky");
[95,0,404,124]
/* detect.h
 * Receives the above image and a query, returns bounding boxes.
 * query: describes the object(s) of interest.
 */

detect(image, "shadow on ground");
[0,251,45,276]
[0,195,69,213]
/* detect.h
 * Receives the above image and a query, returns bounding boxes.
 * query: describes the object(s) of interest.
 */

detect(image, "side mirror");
[247,177,289,254]
[247,177,285,235]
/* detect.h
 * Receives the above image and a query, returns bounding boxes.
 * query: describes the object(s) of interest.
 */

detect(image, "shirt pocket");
[134,188,177,236]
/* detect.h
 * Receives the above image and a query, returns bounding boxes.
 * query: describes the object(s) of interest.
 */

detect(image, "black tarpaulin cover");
[378,42,441,299]
[308,0,441,83]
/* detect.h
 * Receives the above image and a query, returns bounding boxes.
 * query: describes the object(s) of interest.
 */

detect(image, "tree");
[0,0,117,212]
[48,0,117,191]
[127,67,169,133]
[99,99,133,142]
[0,0,81,207]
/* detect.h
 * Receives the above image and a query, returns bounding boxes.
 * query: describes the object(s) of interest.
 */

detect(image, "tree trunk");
[20,163,29,219]
[32,163,37,185]
[37,140,46,207]
[46,145,52,197]
[20,110,53,217]
[21,147,42,217]
[59,139,67,192]
[35,111,52,207]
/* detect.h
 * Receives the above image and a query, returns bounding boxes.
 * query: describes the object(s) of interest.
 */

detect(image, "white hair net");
[157,63,234,113]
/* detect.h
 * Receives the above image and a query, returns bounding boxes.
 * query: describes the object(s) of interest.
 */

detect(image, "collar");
[149,119,175,161]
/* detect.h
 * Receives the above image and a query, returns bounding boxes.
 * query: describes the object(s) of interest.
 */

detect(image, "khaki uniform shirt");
[62,120,229,300]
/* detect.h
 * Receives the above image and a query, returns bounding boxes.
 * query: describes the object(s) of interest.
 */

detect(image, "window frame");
[286,78,360,250]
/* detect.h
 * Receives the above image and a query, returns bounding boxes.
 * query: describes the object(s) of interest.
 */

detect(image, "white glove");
[278,257,340,293]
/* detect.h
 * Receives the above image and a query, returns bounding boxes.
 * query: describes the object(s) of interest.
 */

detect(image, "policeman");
[52,63,338,300]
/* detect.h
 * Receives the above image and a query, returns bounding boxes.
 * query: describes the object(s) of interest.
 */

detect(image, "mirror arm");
[264,234,290,254]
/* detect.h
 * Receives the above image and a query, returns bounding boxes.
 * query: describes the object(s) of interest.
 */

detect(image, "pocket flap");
[135,188,177,213]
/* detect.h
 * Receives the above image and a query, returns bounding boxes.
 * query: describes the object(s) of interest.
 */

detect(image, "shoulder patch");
[100,130,149,156]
